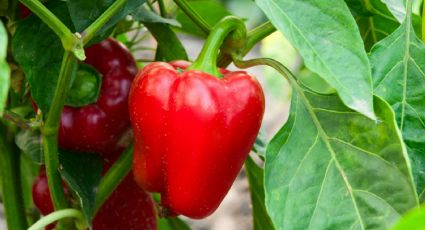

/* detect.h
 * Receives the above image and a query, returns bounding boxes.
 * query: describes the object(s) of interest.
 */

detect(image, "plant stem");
[81,0,128,45]
[246,22,276,50]
[0,125,28,230]
[94,143,134,214]
[28,209,86,230]
[173,0,210,35]
[42,51,77,213]
[19,0,76,51]
[218,22,276,67]
[188,16,246,77]
[158,0,167,17]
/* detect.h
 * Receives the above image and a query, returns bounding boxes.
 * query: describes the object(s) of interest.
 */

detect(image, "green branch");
[94,143,134,214]
[218,21,276,67]
[422,0,425,42]
[28,209,86,230]
[82,0,128,45]
[158,0,167,17]
[173,0,210,35]
[42,51,77,214]
[0,125,28,230]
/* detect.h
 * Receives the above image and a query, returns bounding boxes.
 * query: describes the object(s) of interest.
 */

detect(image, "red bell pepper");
[129,17,265,218]
[58,38,137,155]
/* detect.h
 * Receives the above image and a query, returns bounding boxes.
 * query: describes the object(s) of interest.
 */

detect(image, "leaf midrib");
[400,17,412,133]
[290,81,366,229]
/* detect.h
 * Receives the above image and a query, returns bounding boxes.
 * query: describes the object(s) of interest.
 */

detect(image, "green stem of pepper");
[94,143,134,214]
[0,125,28,230]
[218,21,276,68]
[81,0,128,45]
[188,16,246,77]
[42,51,77,213]
[173,0,210,35]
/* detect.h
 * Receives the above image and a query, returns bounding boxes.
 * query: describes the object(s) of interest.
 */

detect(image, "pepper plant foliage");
[0,0,424,229]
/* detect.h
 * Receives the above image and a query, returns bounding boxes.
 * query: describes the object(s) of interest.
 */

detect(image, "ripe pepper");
[32,156,157,229]
[129,16,265,218]
[58,38,137,154]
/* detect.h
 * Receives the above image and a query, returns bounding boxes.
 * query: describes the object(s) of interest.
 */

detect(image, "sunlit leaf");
[265,89,418,229]
[255,0,376,119]
[370,15,425,199]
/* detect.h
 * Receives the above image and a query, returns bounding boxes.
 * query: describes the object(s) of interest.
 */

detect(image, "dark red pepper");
[32,169,68,230]
[32,164,156,229]
[58,38,137,155]
[129,16,264,219]
[19,4,31,18]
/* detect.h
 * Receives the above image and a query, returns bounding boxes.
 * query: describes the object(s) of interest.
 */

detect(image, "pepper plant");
[0,0,424,229]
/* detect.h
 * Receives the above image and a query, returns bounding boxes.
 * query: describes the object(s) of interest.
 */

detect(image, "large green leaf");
[255,0,375,119]
[0,21,9,116]
[12,2,72,113]
[142,23,188,61]
[132,6,181,27]
[245,156,274,230]
[265,88,418,229]
[369,16,425,199]
[59,150,103,227]
[67,0,146,35]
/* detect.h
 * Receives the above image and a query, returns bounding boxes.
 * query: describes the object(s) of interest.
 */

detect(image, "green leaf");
[132,5,181,27]
[12,1,73,113]
[59,150,103,227]
[369,18,425,199]
[67,0,146,36]
[175,0,232,37]
[345,0,400,51]
[130,6,187,61]
[245,156,275,230]
[143,23,188,61]
[255,0,376,120]
[265,89,418,229]
[0,21,10,116]
[298,69,336,95]
[392,205,425,230]
[65,64,102,107]
[15,129,43,164]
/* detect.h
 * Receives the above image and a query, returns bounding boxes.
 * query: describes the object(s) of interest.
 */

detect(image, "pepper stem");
[188,16,247,77]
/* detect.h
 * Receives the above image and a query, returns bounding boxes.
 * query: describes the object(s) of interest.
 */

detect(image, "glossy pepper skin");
[58,38,137,154]
[32,169,157,229]
[129,60,265,218]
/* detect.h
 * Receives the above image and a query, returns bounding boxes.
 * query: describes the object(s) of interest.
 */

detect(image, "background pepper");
[32,156,157,229]
[58,38,137,155]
